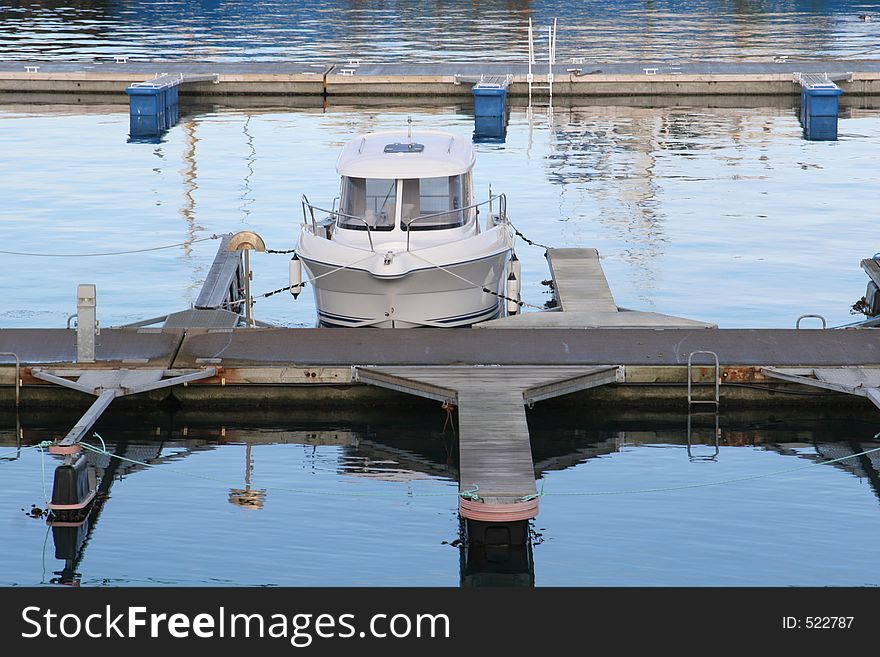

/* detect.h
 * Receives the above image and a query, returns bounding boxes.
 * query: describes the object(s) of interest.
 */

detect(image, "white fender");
[290,254,303,299]
[506,272,520,315]
[509,252,521,282]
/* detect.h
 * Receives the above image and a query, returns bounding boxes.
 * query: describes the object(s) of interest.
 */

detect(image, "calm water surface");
[1,1,880,62]
[2,0,880,591]
[0,99,878,328]
[1,409,879,586]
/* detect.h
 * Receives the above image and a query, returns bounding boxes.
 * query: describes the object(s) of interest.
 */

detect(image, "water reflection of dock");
[5,408,879,587]
[544,105,782,301]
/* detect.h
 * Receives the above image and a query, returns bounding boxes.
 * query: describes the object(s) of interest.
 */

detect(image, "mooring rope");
[459,484,481,501]
[407,250,545,311]
[0,234,224,258]
[221,250,378,308]
[507,218,554,252]
[0,439,52,461]
[37,441,50,507]
[0,440,53,511]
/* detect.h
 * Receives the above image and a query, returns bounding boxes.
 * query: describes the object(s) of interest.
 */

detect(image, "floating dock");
[3,243,880,541]
[478,249,717,329]
[2,59,880,97]
[354,364,621,534]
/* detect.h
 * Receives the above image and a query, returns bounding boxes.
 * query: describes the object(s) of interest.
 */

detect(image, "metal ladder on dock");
[687,351,721,461]
[527,17,557,104]
[526,16,558,144]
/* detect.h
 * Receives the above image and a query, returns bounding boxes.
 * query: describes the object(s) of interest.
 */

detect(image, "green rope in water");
[0,440,52,461]
[37,442,50,507]
[520,480,545,502]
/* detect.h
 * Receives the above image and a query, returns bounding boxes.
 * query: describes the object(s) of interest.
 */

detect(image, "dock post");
[227,231,267,328]
[76,284,96,363]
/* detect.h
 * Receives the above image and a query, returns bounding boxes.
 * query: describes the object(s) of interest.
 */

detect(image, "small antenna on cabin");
[407,116,412,143]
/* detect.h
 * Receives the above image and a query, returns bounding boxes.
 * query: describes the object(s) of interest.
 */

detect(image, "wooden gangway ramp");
[479,247,716,329]
[549,248,619,313]
[353,365,622,528]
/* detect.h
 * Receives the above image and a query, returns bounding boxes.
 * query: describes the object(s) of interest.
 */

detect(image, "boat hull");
[300,251,510,328]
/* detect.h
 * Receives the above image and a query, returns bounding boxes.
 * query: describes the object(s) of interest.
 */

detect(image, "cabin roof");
[336,130,475,179]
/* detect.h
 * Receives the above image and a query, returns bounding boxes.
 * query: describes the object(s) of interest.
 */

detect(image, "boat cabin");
[333,131,477,238]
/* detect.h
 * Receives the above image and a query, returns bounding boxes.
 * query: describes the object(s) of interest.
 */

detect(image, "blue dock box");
[472,84,507,118]
[473,115,507,142]
[125,76,183,139]
[798,76,842,141]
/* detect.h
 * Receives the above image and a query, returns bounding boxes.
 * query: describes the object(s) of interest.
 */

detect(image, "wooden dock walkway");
[354,365,622,523]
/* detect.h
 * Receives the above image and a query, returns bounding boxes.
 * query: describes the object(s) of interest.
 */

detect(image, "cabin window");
[400,175,465,231]
[337,177,396,231]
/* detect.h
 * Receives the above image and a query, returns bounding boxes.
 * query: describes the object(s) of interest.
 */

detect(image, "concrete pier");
[2,59,880,97]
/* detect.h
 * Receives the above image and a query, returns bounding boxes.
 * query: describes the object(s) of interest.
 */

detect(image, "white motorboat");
[293,128,517,328]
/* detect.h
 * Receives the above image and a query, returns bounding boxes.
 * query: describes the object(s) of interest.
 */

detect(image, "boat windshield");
[401,175,465,231]
[338,177,397,231]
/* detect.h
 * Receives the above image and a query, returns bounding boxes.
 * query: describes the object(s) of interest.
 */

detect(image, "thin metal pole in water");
[527,18,534,104]
[548,19,556,105]
[244,249,253,328]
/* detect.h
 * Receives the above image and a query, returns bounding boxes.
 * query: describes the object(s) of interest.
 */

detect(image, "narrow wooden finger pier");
[354,365,622,542]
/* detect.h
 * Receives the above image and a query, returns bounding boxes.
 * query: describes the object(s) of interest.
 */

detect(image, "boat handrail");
[405,195,506,251]
[302,196,375,252]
